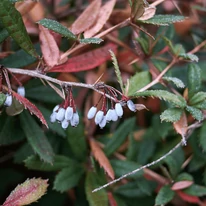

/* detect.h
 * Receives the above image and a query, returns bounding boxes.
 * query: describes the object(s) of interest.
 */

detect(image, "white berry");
[99,115,107,129]
[115,103,123,117]
[70,112,79,127]
[127,100,136,112]
[56,108,66,122]
[61,119,69,129]
[87,106,97,119]
[17,86,25,97]
[95,110,104,125]
[106,109,113,122]
[65,106,73,120]
[50,112,56,123]
[53,105,59,113]
[111,109,118,121]
[4,94,12,107]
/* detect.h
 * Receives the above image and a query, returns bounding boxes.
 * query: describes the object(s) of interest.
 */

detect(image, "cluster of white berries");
[4,86,25,107]
[87,100,136,129]
[50,105,79,129]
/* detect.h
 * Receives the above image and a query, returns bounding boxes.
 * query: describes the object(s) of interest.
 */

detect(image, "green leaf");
[0,28,9,43]
[25,155,77,171]
[162,77,185,88]
[53,166,84,193]
[188,64,201,99]
[199,122,206,152]
[176,173,194,182]
[137,36,149,54]
[0,0,38,58]
[80,38,103,44]
[139,15,185,26]
[38,18,76,40]
[193,100,206,110]
[160,108,183,123]
[127,71,151,96]
[134,90,186,108]
[85,172,108,206]
[136,178,157,196]
[179,53,199,62]
[183,185,206,197]
[126,133,139,161]
[186,106,203,121]
[162,36,176,54]
[110,159,143,179]
[173,44,185,55]
[155,185,175,205]
[109,50,124,92]
[104,118,135,156]
[20,111,54,164]
[0,93,6,106]
[189,91,206,105]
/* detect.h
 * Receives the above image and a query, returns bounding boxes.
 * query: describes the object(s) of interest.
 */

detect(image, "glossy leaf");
[0,0,38,58]
[160,108,183,122]
[20,111,54,164]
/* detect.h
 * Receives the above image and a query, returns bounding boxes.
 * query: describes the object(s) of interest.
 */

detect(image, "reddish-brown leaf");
[177,190,200,204]
[171,181,193,191]
[12,91,48,128]
[3,178,48,206]
[39,25,60,67]
[71,0,102,35]
[89,138,115,180]
[108,192,118,206]
[84,0,116,38]
[15,0,37,16]
[50,43,117,73]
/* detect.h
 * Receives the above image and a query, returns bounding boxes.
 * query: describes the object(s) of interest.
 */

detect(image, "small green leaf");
[136,36,149,54]
[104,118,135,156]
[53,166,84,193]
[160,108,183,123]
[20,111,54,164]
[134,90,186,108]
[139,15,185,26]
[162,77,185,88]
[186,106,203,121]
[0,0,38,58]
[189,91,206,105]
[173,44,185,55]
[179,53,199,62]
[162,36,176,54]
[38,18,77,40]
[127,71,151,96]
[110,159,143,179]
[0,93,6,106]
[193,100,206,110]
[155,185,175,205]
[109,50,124,93]
[85,172,108,206]
[199,122,206,152]
[188,64,201,99]
[176,173,194,182]
[183,184,206,197]
[80,38,103,44]
[25,155,77,171]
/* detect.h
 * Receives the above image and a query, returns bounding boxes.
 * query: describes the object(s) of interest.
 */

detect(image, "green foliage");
[0,93,6,106]
[179,53,199,62]
[183,184,206,196]
[189,91,206,105]
[136,36,149,54]
[162,77,185,88]
[80,38,103,44]
[0,28,9,44]
[199,122,206,152]
[186,106,204,121]
[160,108,183,123]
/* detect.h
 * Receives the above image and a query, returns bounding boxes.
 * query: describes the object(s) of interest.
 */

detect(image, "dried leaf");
[3,178,48,206]
[84,0,116,38]
[71,0,102,35]
[39,25,60,67]
[89,139,115,180]
[50,43,117,73]
[176,190,200,203]
[15,0,37,16]
[12,91,48,128]
[171,181,193,191]
[138,6,156,21]
[135,104,147,111]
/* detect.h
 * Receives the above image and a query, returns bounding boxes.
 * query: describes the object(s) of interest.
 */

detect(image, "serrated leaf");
[189,91,206,105]
[25,155,77,171]
[179,53,199,62]
[127,71,151,96]
[0,93,6,106]
[183,184,206,197]
[139,15,185,26]
[85,172,108,206]
[134,90,186,108]
[186,106,203,121]
[199,122,206,152]
[192,100,206,110]
[2,178,48,206]
[162,77,185,88]
[188,64,201,99]
[109,50,124,92]
[38,18,76,40]
[53,166,84,193]
[160,108,183,123]
[104,117,135,156]
[20,111,54,164]
[80,38,103,44]
[155,185,175,205]
[0,0,38,58]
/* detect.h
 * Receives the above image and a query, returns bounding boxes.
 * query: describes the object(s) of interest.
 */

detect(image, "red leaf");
[108,192,118,206]
[12,91,48,128]
[50,43,117,73]
[171,181,193,191]
[39,25,60,67]
[177,190,200,204]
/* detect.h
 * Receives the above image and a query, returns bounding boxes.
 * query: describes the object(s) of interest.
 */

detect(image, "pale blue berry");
[127,100,136,112]
[56,108,66,122]
[17,86,25,97]
[65,106,73,120]
[4,94,12,107]
[53,105,59,112]
[99,115,107,129]
[50,112,56,123]
[105,109,113,122]
[70,112,79,127]
[95,110,104,125]
[115,103,123,117]
[61,119,69,129]
[87,106,97,119]
[111,109,118,121]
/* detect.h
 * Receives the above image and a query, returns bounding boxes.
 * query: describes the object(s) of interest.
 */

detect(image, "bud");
[53,105,59,113]
[99,115,107,129]
[65,106,73,120]
[111,109,118,121]
[50,112,56,123]
[56,108,66,122]
[95,110,104,124]
[61,119,69,129]
[87,106,97,119]
[70,112,79,127]
[17,86,25,97]
[115,103,123,117]
[105,109,113,122]
[4,94,12,107]
[127,100,136,112]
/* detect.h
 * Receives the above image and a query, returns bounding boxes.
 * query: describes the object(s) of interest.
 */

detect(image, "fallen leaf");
[138,6,156,21]
[177,190,200,204]
[171,181,193,191]
[89,138,115,180]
